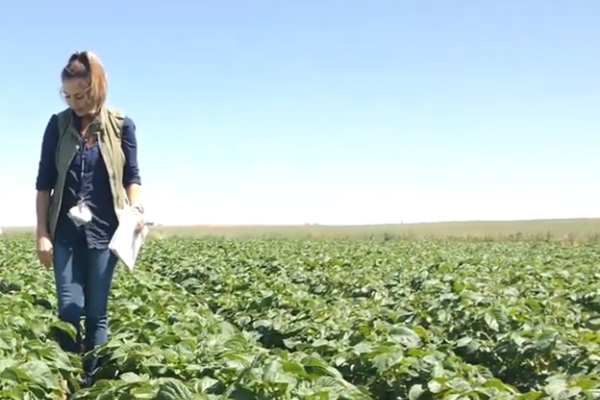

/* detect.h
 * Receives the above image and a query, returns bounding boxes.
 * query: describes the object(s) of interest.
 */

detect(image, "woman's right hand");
[36,232,53,267]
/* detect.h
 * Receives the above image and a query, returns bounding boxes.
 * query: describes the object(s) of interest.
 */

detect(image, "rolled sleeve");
[35,115,59,191]
[121,116,142,186]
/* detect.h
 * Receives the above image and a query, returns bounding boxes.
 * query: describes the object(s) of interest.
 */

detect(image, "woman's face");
[61,78,91,116]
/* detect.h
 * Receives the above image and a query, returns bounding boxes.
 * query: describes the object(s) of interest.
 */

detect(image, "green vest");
[47,107,128,240]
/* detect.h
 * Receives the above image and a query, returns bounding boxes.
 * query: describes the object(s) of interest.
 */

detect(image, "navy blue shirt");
[35,111,141,249]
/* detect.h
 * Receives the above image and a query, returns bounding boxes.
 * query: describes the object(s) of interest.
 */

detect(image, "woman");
[34,51,145,386]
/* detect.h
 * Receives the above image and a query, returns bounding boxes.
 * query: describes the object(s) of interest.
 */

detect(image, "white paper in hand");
[108,207,148,271]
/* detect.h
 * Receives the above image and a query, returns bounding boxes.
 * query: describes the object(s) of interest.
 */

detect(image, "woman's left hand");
[131,207,146,232]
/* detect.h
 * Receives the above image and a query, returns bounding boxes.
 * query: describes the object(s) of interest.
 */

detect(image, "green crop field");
[1,234,600,399]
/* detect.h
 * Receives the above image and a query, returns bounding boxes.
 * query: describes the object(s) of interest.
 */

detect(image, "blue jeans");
[52,243,118,375]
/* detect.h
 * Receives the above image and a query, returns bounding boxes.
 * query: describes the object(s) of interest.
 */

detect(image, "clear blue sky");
[1,0,598,226]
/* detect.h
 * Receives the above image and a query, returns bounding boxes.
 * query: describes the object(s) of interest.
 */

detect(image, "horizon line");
[2,217,600,229]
